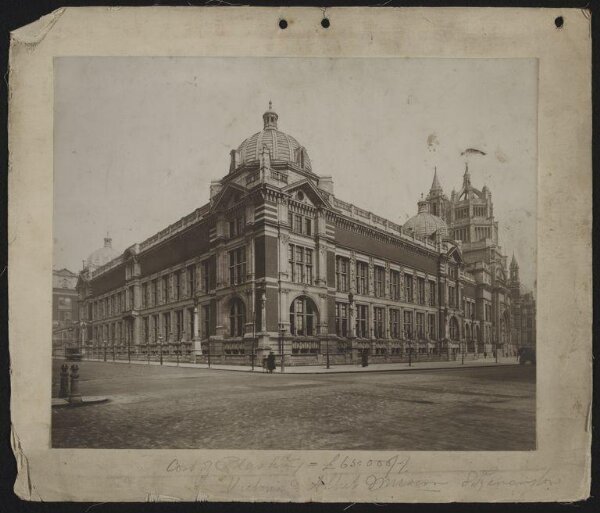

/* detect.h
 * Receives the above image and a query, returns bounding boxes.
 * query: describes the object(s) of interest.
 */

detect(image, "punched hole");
[279,19,288,30]
[321,18,330,29]
[555,16,564,29]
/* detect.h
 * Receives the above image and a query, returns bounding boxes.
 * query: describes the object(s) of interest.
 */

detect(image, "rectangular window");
[335,302,348,337]
[163,312,171,340]
[128,286,134,310]
[161,276,168,303]
[403,310,413,339]
[143,316,149,342]
[374,307,385,338]
[335,256,349,293]
[428,280,436,306]
[417,277,425,305]
[229,247,247,285]
[229,215,245,238]
[149,281,155,307]
[389,309,400,338]
[175,310,183,340]
[404,274,414,303]
[428,313,436,339]
[202,304,210,339]
[288,244,313,285]
[201,260,210,292]
[374,266,385,298]
[356,261,368,295]
[187,266,196,297]
[141,283,148,308]
[289,212,313,236]
[356,304,368,338]
[152,314,159,342]
[174,271,181,301]
[390,270,401,300]
[416,312,425,338]
[188,308,195,340]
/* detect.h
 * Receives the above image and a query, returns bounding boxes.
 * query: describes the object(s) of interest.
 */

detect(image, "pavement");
[57,356,520,374]
[51,360,535,451]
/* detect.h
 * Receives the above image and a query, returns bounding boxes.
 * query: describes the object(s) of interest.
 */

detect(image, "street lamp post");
[159,334,163,365]
[406,330,412,367]
[279,324,285,373]
[251,313,256,371]
[127,335,131,364]
[326,338,330,369]
[103,340,107,362]
[176,339,181,366]
[112,340,115,362]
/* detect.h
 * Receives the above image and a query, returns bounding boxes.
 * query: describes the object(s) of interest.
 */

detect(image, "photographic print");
[51,56,538,451]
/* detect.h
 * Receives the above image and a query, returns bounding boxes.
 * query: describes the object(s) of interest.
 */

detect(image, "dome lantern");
[263,100,278,130]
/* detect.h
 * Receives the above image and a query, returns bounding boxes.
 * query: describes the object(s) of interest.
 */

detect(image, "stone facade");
[52,268,79,354]
[75,106,534,365]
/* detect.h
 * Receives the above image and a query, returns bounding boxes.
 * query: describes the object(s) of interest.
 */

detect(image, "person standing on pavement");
[267,351,276,373]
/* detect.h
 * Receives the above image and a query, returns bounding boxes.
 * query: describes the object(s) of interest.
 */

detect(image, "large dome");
[403,201,448,239]
[86,237,119,270]
[235,103,312,172]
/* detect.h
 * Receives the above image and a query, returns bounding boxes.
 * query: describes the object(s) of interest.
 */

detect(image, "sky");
[54,57,537,290]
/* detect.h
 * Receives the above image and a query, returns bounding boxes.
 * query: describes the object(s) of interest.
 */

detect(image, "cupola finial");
[263,101,278,129]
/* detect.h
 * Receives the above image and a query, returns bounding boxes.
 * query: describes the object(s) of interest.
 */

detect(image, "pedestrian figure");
[267,351,276,373]
[361,349,369,368]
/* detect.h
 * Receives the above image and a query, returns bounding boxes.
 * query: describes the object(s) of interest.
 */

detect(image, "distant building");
[509,255,537,349]
[76,104,534,365]
[52,268,79,354]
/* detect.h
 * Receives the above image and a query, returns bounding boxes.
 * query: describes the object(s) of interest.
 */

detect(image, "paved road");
[52,360,535,450]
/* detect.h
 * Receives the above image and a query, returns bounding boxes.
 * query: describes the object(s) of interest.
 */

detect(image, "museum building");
[76,104,530,365]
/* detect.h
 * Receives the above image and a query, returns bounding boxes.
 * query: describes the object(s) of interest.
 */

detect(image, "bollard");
[68,364,82,404]
[58,363,70,398]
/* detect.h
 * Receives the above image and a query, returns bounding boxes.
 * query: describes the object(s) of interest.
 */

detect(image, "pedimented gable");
[284,179,330,209]
[210,182,247,212]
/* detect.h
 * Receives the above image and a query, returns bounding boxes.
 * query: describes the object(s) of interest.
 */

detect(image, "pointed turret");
[510,253,519,269]
[462,162,472,189]
[430,166,443,194]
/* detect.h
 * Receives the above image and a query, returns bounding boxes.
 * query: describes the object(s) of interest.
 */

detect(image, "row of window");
[90,288,133,321]
[335,257,436,305]
[335,302,437,340]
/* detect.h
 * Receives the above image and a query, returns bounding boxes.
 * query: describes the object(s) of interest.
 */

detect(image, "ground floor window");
[229,297,246,337]
[389,309,400,338]
[290,296,317,336]
[335,302,348,337]
[374,307,385,339]
[356,304,368,338]
[450,316,459,340]
[403,310,413,339]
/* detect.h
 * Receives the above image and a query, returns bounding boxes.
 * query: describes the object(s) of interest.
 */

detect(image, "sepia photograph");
[50,56,538,451]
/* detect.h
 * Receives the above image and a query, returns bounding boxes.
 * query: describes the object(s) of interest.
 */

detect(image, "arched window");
[290,296,318,336]
[449,317,459,341]
[229,298,246,337]
[475,324,481,342]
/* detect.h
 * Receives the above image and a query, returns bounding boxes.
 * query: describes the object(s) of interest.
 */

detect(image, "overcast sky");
[54,57,537,290]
